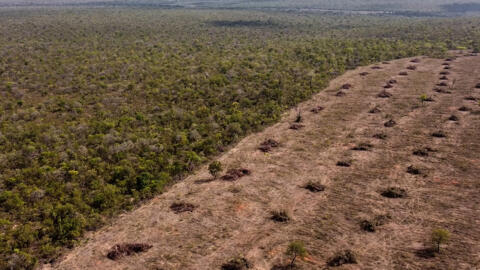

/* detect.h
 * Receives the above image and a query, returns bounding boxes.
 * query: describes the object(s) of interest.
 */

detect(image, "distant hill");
[1,0,480,14]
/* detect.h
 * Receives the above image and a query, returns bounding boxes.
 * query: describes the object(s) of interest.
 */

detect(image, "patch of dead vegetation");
[407,165,422,175]
[170,202,195,213]
[369,106,381,113]
[381,187,407,198]
[448,115,459,121]
[415,247,437,259]
[221,257,252,270]
[399,71,408,76]
[372,133,387,140]
[310,106,324,113]
[270,210,290,223]
[352,143,373,151]
[360,214,391,232]
[413,147,435,156]
[431,131,447,138]
[437,82,448,87]
[336,161,351,167]
[434,87,451,94]
[327,250,357,267]
[221,168,251,181]
[407,65,417,70]
[303,182,325,192]
[377,90,392,98]
[107,243,152,260]
[384,119,396,127]
[289,123,304,130]
[359,72,369,76]
[258,139,280,153]
[335,90,346,97]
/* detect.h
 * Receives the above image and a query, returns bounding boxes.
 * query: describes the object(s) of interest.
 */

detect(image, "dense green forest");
[0,7,480,269]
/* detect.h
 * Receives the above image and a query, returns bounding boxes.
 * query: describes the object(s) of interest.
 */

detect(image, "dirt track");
[45,52,480,270]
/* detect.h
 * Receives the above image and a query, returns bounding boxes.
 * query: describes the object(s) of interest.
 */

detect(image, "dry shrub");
[310,106,324,113]
[434,88,451,94]
[381,187,407,198]
[388,79,397,84]
[437,82,448,86]
[399,71,408,76]
[336,161,351,167]
[377,91,392,98]
[407,165,421,175]
[271,210,290,223]
[258,139,280,152]
[369,107,381,114]
[304,182,325,192]
[327,250,357,267]
[407,65,417,70]
[384,119,396,127]
[352,143,373,151]
[341,83,352,89]
[221,168,251,181]
[221,257,251,270]
[448,115,459,121]
[289,123,304,130]
[431,131,446,138]
[170,202,195,213]
[335,90,346,97]
[107,243,152,260]
[372,133,387,140]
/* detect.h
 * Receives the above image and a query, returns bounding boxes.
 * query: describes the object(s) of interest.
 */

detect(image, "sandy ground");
[44,52,480,270]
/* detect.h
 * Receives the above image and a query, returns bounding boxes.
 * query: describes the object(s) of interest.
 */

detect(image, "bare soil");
[45,52,480,270]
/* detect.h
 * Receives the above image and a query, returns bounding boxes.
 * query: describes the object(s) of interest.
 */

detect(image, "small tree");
[208,161,223,179]
[420,94,428,105]
[286,241,307,267]
[432,228,450,252]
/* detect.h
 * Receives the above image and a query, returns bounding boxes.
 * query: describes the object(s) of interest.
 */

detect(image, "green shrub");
[208,161,223,179]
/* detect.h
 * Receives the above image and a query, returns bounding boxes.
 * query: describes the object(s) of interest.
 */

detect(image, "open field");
[47,52,480,270]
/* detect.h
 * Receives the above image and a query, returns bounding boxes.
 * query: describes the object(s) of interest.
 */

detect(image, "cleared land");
[46,52,480,270]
